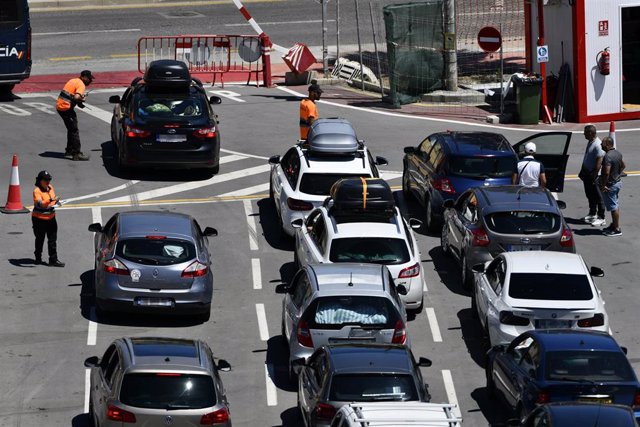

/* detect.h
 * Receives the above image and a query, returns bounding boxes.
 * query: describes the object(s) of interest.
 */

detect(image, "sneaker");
[602,224,615,232]
[603,229,622,237]
[64,151,73,159]
[72,152,90,161]
[591,218,606,227]
[582,214,596,223]
[48,259,65,267]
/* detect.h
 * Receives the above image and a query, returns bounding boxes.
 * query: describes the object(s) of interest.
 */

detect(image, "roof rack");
[349,402,462,426]
[325,178,396,220]
[299,118,366,166]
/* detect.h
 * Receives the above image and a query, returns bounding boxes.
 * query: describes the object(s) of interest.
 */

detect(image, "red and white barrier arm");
[230,0,288,54]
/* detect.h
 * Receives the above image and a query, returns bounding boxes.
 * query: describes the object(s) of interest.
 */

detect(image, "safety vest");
[56,78,85,111]
[32,184,57,220]
[299,98,318,140]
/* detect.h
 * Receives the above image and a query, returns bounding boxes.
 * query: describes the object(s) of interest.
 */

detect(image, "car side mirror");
[291,218,304,229]
[209,96,222,105]
[556,200,567,210]
[375,156,389,166]
[203,227,218,237]
[442,199,455,209]
[621,346,628,355]
[217,359,231,372]
[396,284,408,296]
[403,146,415,154]
[108,95,121,104]
[590,266,604,277]
[472,263,485,274]
[88,223,102,233]
[418,357,432,367]
[84,356,99,368]
[268,155,280,165]
[275,283,291,294]
[409,218,423,229]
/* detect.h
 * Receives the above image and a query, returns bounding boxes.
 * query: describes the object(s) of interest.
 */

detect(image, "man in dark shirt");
[599,137,625,237]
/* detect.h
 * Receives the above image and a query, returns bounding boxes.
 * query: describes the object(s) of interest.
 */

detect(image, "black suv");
[109,60,223,173]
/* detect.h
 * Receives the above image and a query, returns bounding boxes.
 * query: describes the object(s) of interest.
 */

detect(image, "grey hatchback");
[88,211,217,321]
[440,186,575,289]
[84,337,232,426]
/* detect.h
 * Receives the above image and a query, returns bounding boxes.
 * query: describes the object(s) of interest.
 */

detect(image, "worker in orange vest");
[32,171,64,267]
[299,80,322,140]
[56,70,94,161]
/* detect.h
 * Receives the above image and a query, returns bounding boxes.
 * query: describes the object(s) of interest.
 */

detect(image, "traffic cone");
[0,154,29,214]
[608,121,616,148]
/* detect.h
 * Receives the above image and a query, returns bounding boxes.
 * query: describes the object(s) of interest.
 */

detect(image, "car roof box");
[306,118,360,155]
[144,60,191,90]
[328,178,395,218]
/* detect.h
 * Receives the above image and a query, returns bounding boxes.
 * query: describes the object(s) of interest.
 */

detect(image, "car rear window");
[448,156,516,178]
[0,1,23,25]
[508,273,593,300]
[329,374,419,401]
[299,174,371,196]
[136,95,207,121]
[120,373,216,409]
[545,351,635,382]
[305,296,400,329]
[116,238,196,266]
[485,211,561,234]
[330,237,410,265]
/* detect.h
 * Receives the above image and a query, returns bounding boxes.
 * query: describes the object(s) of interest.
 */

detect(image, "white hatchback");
[471,251,608,346]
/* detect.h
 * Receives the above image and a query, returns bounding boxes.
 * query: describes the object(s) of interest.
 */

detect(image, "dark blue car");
[487,330,640,421]
[0,0,31,92]
[402,131,571,231]
[518,402,638,427]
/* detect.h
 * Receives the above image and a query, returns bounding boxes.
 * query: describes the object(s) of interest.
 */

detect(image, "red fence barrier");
[137,34,272,87]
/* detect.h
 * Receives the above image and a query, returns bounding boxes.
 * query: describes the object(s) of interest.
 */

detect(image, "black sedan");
[516,402,638,427]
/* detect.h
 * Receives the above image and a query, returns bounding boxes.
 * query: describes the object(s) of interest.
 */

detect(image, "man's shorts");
[603,180,622,211]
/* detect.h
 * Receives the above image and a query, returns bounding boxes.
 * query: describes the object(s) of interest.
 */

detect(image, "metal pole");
[500,23,504,116]
[443,0,457,91]
[336,0,340,62]
[355,0,365,91]
[369,1,384,98]
[537,0,551,123]
[322,0,329,77]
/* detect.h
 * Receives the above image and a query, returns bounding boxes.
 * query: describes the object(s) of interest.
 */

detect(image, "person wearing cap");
[512,142,546,187]
[299,80,322,140]
[32,171,64,267]
[56,70,94,161]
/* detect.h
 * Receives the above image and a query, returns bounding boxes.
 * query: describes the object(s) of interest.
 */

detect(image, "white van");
[331,402,461,427]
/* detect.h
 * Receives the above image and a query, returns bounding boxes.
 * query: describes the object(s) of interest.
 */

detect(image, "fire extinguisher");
[597,47,610,75]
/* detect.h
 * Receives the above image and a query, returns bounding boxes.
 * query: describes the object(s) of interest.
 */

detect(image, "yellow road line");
[49,55,92,61]
[110,53,138,58]
[32,0,286,13]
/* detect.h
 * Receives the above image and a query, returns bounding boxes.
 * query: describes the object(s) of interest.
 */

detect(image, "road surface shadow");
[8,258,37,268]
[266,335,296,392]
[38,151,68,159]
[257,197,295,252]
[429,246,468,297]
[279,262,298,290]
[275,407,304,427]
[470,387,512,426]
[457,308,489,369]
[71,413,91,427]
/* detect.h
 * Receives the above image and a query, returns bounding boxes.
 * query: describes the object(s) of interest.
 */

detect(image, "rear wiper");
[131,256,159,265]
[555,377,596,385]
[522,229,549,234]
[165,404,192,410]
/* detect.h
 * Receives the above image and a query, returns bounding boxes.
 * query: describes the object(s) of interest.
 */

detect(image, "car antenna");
[348,272,354,287]
[516,185,527,201]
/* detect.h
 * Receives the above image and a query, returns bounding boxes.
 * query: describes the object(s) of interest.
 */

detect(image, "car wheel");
[461,255,472,290]
[402,170,412,200]
[486,365,496,398]
[440,224,451,256]
[425,196,440,232]
[471,288,478,317]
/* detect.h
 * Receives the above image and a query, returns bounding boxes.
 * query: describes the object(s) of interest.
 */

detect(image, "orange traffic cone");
[0,154,29,214]
[608,121,616,148]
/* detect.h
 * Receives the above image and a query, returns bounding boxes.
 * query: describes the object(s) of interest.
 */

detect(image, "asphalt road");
[0,83,639,426]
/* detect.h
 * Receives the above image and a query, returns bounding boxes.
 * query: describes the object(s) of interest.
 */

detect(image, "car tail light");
[126,126,151,138]
[163,124,180,128]
[182,260,209,278]
[471,227,490,247]
[392,320,407,344]
[577,313,605,327]
[633,390,640,406]
[560,227,574,248]
[499,311,530,326]
[315,403,337,421]
[103,258,129,275]
[297,319,314,348]
[200,407,230,424]
[399,263,420,278]
[287,197,313,211]
[107,404,136,423]
[536,390,550,404]
[145,235,166,240]
[193,126,217,139]
[432,178,456,194]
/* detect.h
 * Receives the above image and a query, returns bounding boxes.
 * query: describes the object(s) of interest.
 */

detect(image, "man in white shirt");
[512,142,546,187]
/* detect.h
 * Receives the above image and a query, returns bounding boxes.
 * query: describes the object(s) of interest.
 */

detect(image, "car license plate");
[578,396,613,404]
[349,328,375,338]
[134,297,174,307]
[506,244,542,251]
[156,134,187,142]
[536,319,572,329]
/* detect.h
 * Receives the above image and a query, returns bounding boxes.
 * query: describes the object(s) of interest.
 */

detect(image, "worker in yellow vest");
[299,80,322,140]
[32,171,64,267]
[56,70,94,161]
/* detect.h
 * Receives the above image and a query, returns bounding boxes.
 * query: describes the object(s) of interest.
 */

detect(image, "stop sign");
[477,26,502,52]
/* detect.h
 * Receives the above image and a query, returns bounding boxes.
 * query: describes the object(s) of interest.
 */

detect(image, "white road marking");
[87,207,101,347]
[78,103,113,123]
[218,154,246,164]
[379,171,402,180]
[103,164,270,203]
[84,368,91,413]
[252,258,262,290]
[211,90,246,103]
[220,148,269,160]
[244,199,259,250]
[422,278,428,292]
[264,364,278,406]
[219,183,270,198]
[225,19,335,26]
[255,303,270,341]
[34,28,140,36]
[425,307,443,343]
[442,370,462,419]
[23,102,56,115]
[0,104,30,116]
[64,180,140,203]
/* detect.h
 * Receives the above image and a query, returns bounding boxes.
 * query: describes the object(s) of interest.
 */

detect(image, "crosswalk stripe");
[218,183,270,197]
[219,154,246,164]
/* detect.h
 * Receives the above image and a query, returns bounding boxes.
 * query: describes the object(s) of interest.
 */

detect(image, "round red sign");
[477,26,502,53]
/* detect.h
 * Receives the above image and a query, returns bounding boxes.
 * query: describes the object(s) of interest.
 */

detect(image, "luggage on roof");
[306,118,360,154]
[328,178,395,218]
[144,60,191,90]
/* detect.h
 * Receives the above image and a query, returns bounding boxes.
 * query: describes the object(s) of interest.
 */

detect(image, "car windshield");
[545,351,635,382]
[329,374,419,402]
[136,95,206,121]
[120,373,216,409]
[448,155,516,178]
[485,211,561,234]
[508,273,593,300]
[299,174,371,196]
[306,296,399,329]
[329,238,410,265]
[116,238,195,266]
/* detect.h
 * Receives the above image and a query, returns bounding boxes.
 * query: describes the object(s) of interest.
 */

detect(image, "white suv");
[269,118,387,236]
[331,402,461,427]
